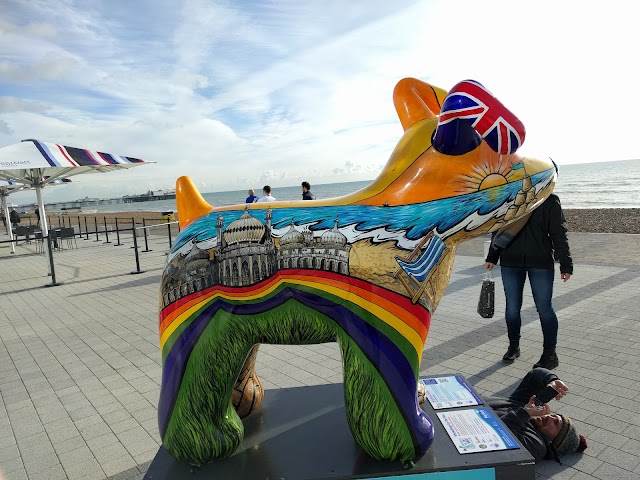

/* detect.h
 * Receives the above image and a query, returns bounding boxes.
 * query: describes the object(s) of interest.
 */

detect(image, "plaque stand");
[145,377,535,479]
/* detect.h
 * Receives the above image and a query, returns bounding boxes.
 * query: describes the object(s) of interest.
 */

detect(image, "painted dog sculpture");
[158,78,557,465]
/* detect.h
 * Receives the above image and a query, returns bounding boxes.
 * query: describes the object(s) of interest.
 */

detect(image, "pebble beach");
[564,208,640,234]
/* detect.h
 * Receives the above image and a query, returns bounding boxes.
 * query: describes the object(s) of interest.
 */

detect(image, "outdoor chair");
[60,227,77,249]
[35,230,63,253]
[12,225,29,244]
[393,231,447,305]
[26,225,37,244]
[35,231,44,254]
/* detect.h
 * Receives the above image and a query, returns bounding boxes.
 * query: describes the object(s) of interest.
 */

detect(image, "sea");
[80,158,640,213]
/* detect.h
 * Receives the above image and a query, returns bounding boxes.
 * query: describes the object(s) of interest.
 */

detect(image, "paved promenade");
[0,231,639,479]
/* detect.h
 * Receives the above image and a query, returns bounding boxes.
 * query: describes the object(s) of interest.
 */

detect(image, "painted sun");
[457,156,522,193]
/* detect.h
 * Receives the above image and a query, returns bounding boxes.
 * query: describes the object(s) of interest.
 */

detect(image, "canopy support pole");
[1,194,15,254]
[35,176,58,284]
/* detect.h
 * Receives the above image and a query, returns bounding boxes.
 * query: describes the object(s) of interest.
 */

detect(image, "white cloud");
[1,0,638,205]
[0,97,49,114]
[0,119,12,135]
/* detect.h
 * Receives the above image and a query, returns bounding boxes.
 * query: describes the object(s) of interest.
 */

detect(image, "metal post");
[44,234,61,287]
[35,182,51,276]
[3,196,15,254]
[103,216,111,243]
[130,219,144,275]
[84,217,89,240]
[166,217,172,248]
[130,218,137,248]
[114,218,123,246]
[94,217,100,241]
[45,235,62,287]
[141,218,152,252]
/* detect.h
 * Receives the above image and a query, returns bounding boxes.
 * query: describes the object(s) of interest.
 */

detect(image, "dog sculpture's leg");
[337,331,433,462]
[161,321,255,465]
[232,344,264,418]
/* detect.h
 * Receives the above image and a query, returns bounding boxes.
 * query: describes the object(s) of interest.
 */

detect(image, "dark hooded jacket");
[486,194,572,274]
[487,368,559,460]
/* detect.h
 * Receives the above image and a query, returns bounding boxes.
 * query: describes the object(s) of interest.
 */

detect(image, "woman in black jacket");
[485,194,573,369]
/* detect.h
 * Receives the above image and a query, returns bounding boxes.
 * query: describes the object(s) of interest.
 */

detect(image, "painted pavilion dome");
[223,210,265,245]
[320,218,347,246]
[185,239,210,262]
[280,222,304,245]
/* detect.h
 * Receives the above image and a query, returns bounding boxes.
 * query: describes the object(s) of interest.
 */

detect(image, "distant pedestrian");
[9,208,20,228]
[301,181,315,200]
[485,194,572,370]
[34,206,40,225]
[256,185,277,203]
[245,189,258,203]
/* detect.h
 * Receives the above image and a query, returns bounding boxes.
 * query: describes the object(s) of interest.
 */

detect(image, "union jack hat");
[433,80,526,156]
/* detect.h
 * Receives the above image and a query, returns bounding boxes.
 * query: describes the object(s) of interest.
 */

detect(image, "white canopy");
[0,139,146,185]
[0,139,149,284]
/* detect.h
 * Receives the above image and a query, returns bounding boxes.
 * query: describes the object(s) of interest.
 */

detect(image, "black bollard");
[130,219,144,275]
[130,218,137,248]
[94,217,100,241]
[166,217,172,249]
[114,218,123,246]
[44,234,61,287]
[103,216,111,244]
[141,218,152,252]
[84,217,89,240]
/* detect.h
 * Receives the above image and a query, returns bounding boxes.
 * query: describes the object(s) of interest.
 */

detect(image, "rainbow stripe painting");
[158,77,558,466]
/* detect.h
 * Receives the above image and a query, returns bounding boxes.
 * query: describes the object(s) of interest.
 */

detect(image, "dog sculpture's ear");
[432,80,526,156]
[175,176,213,229]
[393,78,448,131]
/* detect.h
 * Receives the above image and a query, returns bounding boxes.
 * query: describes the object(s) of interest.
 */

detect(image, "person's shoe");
[502,344,520,363]
[533,349,559,369]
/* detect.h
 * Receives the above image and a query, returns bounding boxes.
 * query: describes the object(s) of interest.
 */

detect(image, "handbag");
[477,272,495,318]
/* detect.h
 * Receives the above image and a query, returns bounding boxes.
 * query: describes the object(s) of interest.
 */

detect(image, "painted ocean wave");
[169,169,554,261]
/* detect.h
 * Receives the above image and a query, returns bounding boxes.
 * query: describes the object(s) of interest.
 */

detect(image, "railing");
[1,214,181,286]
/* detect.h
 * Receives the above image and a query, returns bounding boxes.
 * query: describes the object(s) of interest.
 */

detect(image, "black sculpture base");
[145,377,535,480]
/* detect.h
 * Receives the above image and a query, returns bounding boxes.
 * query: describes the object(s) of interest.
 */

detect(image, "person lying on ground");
[487,367,587,461]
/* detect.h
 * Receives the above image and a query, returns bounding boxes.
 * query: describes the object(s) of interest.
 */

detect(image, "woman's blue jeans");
[500,266,558,348]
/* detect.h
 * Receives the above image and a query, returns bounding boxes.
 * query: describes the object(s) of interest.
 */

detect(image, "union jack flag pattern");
[433,80,526,156]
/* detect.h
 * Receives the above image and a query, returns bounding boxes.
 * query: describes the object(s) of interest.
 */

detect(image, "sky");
[1,0,638,204]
